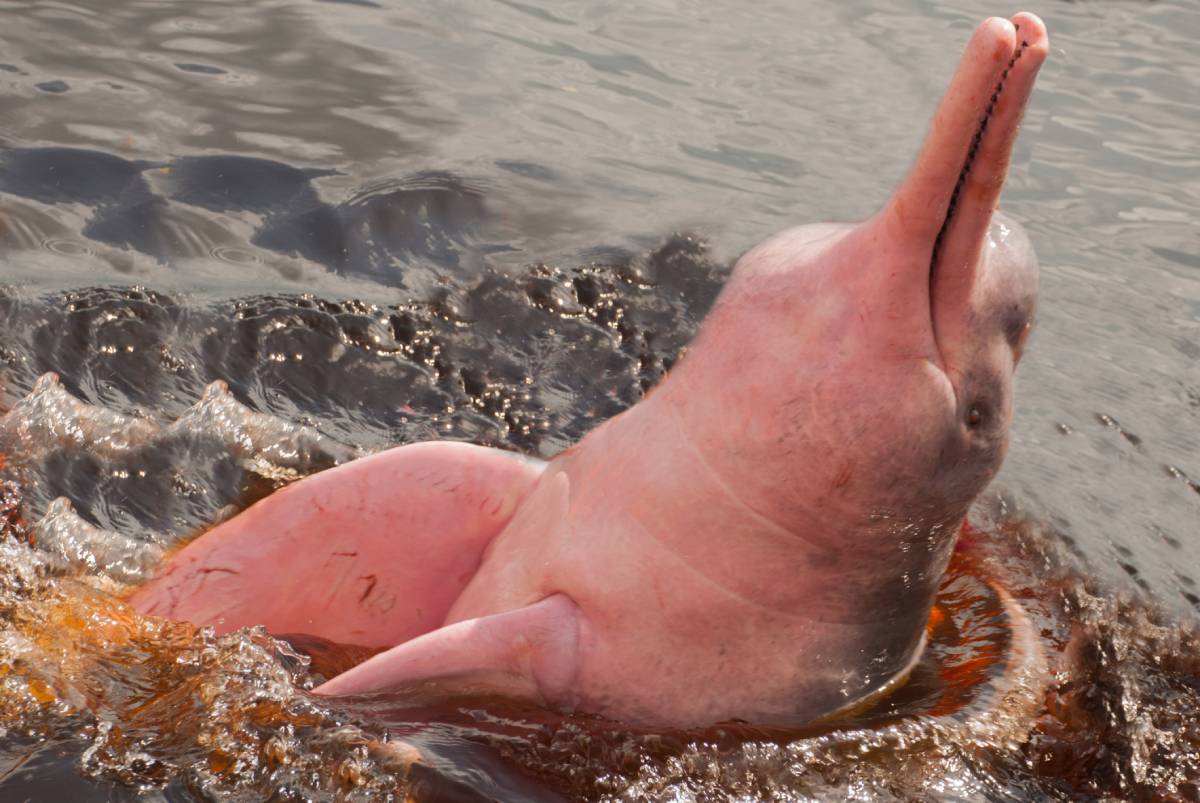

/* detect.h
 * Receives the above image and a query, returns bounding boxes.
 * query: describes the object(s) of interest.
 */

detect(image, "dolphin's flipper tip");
[314,593,582,706]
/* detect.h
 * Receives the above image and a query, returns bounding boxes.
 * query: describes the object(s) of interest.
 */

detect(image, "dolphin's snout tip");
[971,13,1049,68]
[973,17,1018,59]
[1010,12,1050,61]
[1010,12,1047,38]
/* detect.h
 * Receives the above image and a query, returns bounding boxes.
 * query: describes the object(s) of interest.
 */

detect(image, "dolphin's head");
[664,14,1049,541]
[885,14,1047,509]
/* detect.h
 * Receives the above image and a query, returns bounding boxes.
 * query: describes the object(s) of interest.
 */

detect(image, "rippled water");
[0,0,1197,800]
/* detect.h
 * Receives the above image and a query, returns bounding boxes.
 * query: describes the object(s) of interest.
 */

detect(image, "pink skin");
[128,14,1048,727]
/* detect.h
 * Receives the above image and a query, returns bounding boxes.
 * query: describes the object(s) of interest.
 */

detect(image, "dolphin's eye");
[967,405,984,428]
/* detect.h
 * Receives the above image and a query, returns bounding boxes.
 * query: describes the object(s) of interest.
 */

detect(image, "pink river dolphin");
[129,14,1049,728]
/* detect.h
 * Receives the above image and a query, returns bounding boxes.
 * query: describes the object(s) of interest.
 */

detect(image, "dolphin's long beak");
[883,13,1048,352]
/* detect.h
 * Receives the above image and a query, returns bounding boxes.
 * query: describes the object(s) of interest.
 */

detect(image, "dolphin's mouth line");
[928,31,1032,286]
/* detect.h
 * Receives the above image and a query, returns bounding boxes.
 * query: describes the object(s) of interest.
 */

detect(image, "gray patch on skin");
[999,302,1032,350]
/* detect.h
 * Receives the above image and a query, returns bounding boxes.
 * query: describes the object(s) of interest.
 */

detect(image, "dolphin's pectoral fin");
[314,594,583,706]
[126,442,546,648]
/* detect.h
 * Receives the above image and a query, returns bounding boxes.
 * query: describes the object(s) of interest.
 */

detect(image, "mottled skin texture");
[129,14,1048,727]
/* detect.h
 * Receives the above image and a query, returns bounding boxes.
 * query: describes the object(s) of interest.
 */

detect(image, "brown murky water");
[0,0,1197,800]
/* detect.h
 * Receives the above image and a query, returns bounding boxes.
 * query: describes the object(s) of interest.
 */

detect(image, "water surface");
[0,0,1197,799]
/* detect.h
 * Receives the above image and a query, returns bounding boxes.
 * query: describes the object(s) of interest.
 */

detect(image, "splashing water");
[0,260,1196,800]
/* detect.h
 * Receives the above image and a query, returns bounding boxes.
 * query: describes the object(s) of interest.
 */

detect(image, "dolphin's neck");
[564,385,958,634]
[544,390,947,716]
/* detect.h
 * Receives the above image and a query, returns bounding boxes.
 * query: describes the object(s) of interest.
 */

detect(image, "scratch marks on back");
[358,573,378,602]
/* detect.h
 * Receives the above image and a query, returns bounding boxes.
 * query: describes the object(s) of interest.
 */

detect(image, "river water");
[0,0,1196,800]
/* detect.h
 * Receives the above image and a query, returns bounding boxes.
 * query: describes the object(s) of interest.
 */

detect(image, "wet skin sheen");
[129,13,1050,728]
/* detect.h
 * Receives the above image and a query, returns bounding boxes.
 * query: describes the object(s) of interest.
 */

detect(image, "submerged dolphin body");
[129,14,1049,727]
